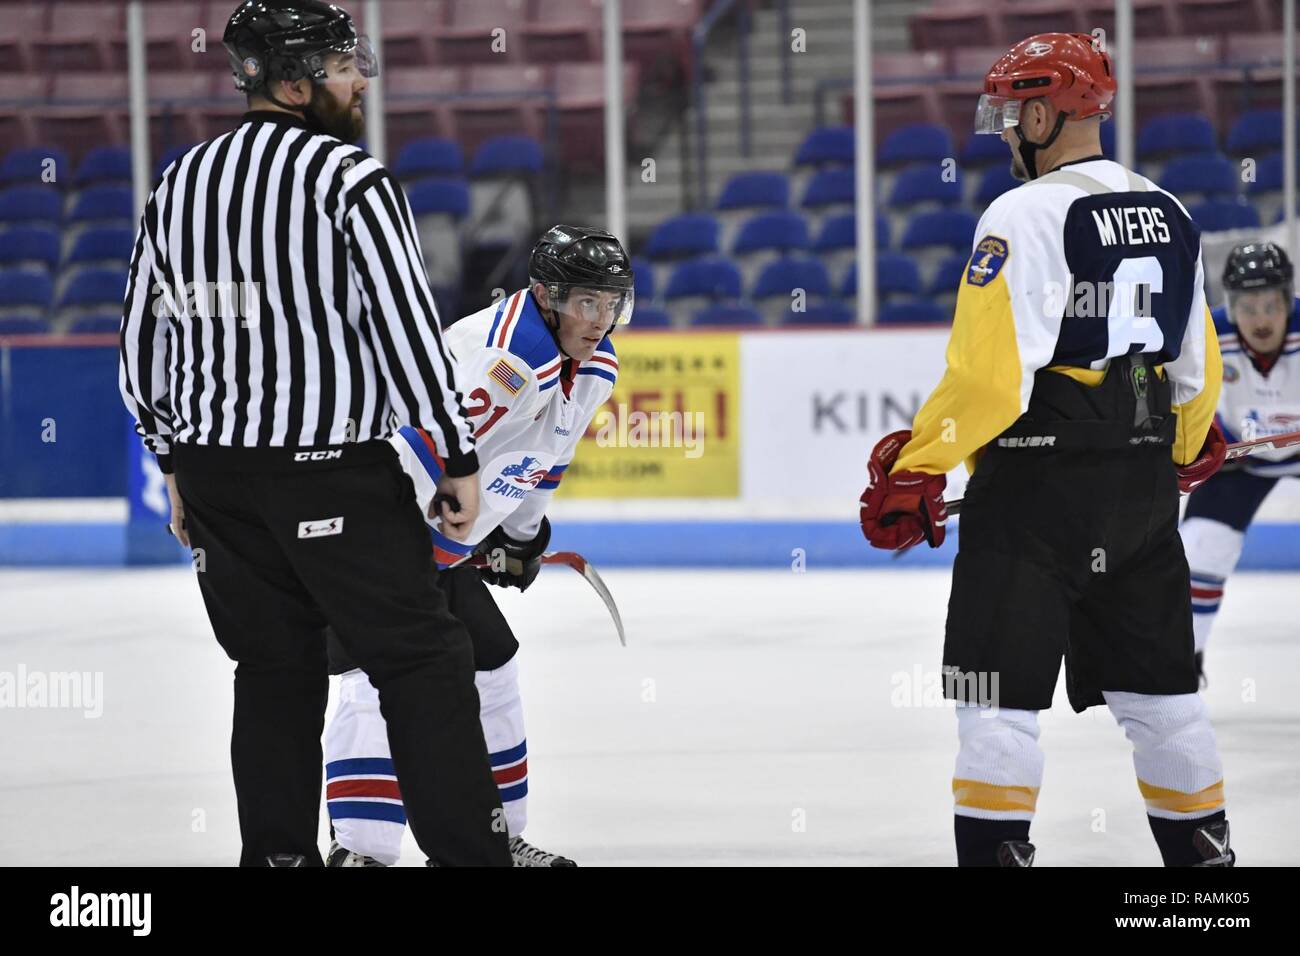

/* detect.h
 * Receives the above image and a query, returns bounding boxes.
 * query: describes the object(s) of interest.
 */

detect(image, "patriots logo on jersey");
[500,456,548,487]
[967,235,1009,286]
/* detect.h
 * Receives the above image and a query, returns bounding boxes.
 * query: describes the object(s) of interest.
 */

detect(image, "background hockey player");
[323,226,630,867]
[859,34,1235,866]
[1181,241,1300,682]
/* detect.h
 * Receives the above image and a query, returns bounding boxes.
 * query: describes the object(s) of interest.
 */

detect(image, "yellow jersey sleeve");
[893,266,1025,476]
[1169,305,1222,465]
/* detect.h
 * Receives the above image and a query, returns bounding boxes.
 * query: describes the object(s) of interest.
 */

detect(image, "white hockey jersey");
[1212,296,1300,478]
[391,288,618,566]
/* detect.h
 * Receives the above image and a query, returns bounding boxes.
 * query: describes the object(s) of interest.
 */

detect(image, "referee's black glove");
[477,517,551,592]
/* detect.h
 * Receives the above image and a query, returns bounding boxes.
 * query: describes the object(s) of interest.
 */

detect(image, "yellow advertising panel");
[558,331,740,498]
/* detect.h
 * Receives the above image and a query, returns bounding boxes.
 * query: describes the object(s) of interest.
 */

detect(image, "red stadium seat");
[147,73,214,104]
[1123,35,1222,70]
[552,61,639,170]
[51,73,129,104]
[376,0,446,68]
[874,50,948,80]
[110,2,205,71]
[935,80,987,146]
[0,76,50,105]
[1223,32,1286,67]
[622,0,703,83]
[0,113,35,153]
[949,46,1008,80]
[841,86,942,144]
[384,66,464,154]
[0,4,48,72]
[1082,0,1176,40]
[910,7,1001,52]
[435,0,529,64]
[523,0,603,63]
[31,111,126,164]
[1214,69,1290,131]
[384,65,465,97]
[1177,0,1267,35]
[453,63,551,155]
[1133,74,1216,127]
[30,3,123,72]
[999,2,1086,43]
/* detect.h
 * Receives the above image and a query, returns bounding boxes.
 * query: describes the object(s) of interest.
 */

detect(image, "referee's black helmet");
[223,0,378,95]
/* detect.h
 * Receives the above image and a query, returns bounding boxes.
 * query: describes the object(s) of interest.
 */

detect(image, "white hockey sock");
[1179,517,1245,655]
[1105,690,1225,821]
[478,656,528,838]
[952,705,1044,823]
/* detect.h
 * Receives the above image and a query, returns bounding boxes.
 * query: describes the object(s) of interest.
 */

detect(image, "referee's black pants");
[173,441,511,867]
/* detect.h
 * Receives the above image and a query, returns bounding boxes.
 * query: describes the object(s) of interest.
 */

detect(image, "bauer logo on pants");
[298,517,344,539]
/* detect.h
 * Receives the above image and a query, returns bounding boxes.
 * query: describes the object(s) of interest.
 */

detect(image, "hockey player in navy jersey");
[323,226,631,866]
[860,34,1235,867]
[1181,241,1300,683]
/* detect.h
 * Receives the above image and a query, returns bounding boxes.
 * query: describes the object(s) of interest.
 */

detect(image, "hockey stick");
[465,551,627,647]
[889,427,1300,556]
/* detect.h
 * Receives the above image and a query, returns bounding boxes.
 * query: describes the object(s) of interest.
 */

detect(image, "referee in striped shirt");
[119,0,510,867]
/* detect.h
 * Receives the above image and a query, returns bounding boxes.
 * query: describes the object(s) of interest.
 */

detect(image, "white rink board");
[740,329,968,508]
[1,566,1295,866]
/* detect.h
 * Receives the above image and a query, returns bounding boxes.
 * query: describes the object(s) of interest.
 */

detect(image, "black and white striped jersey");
[119,110,478,476]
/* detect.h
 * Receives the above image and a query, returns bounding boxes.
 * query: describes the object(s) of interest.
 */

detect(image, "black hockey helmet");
[1223,241,1293,294]
[528,225,635,328]
[223,0,377,96]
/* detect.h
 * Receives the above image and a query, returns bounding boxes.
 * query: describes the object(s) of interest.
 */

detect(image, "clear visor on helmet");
[554,284,635,328]
[315,34,379,79]
[974,94,1021,134]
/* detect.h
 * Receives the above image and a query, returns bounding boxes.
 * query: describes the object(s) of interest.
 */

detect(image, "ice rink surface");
[2,565,1296,866]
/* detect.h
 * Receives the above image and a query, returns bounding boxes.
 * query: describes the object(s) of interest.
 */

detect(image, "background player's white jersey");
[392,288,618,565]
[1212,298,1300,477]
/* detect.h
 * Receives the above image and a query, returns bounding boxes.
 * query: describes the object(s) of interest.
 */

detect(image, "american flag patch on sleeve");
[489,358,526,395]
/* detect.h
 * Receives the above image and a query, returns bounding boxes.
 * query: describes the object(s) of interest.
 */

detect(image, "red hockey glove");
[859,430,948,550]
[1177,420,1228,495]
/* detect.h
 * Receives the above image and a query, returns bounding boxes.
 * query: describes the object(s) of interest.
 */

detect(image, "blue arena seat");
[644,213,720,259]
[663,257,742,301]
[732,210,810,255]
[794,126,854,167]
[751,256,832,300]
[1136,113,1218,159]
[878,123,953,167]
[899,209,978,252]
[717,171,790,211]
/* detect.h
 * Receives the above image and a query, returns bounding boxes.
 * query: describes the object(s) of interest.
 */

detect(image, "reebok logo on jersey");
[966,236,1008,286]
[298,517,344,539]
[489,358,526,395]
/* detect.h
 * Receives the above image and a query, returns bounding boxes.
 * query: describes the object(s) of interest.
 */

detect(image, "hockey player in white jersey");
[1180,241,1300,682]
[322,226,631,866]
[860,34,1235,866]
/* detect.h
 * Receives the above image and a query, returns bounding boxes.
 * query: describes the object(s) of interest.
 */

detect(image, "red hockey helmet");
[975,33,1117,136]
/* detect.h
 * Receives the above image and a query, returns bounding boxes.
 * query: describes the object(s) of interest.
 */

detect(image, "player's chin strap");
[1016,110,1069,180]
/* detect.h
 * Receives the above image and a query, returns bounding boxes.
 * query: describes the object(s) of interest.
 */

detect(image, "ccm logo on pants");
[299,517,344,539]
[295,450,344,461]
